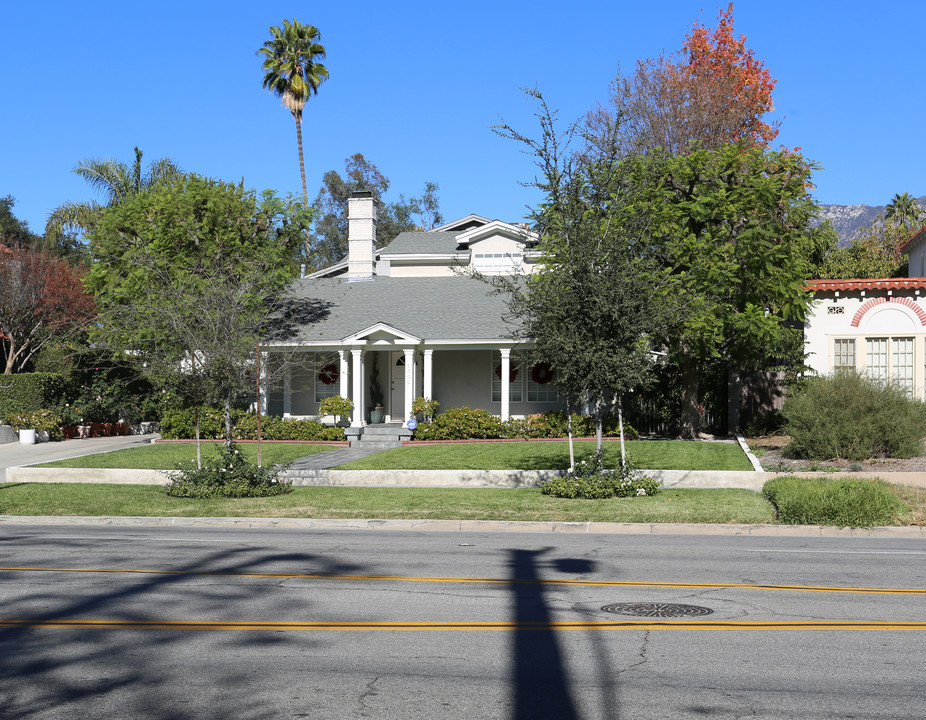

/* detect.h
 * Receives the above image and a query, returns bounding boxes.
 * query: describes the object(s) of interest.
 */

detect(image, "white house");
[262,192,564,427]
[804,224,926,397]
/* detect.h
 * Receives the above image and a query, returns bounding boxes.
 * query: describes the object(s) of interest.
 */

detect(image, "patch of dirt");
[746,435,926,474]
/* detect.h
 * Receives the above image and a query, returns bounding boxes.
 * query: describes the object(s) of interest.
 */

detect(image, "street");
[1,524,924,719]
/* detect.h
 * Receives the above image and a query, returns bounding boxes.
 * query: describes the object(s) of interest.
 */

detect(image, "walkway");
[282,445,395,474]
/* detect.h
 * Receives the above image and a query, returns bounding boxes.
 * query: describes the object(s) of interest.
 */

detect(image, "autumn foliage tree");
[592,3,778,156]
[0,247,95,373]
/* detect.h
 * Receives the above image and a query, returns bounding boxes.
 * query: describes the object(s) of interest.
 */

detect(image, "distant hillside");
[816,196,926,246]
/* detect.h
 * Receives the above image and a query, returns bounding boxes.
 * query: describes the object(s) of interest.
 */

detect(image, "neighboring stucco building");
[262,192,563,427]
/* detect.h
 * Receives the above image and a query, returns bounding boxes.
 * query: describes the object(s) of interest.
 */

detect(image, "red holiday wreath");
[318,363,339,385]
[531,362,553,385]
[494,364,520,383]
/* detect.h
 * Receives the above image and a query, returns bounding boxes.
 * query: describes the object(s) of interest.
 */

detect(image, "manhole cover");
[601,602,713,618]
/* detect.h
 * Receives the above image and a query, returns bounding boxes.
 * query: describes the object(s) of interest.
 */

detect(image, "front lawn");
[0,484,775,524]
[35,443,337,470]
[337,439,753,471]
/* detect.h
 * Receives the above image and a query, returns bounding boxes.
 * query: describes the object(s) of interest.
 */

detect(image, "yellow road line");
[1,566,923,596]
[1,618,925,631]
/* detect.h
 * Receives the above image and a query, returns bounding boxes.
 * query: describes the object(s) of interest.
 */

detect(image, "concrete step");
[361,426,412,437]
[351,440,403,450]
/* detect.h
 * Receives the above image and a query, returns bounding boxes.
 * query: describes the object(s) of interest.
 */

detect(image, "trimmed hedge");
[159,406,345,442]
[411,407,639,442]
[0,373,66,420]
[763,475,908,528]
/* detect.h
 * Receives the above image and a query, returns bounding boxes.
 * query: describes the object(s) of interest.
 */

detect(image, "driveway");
[0,434,160,475]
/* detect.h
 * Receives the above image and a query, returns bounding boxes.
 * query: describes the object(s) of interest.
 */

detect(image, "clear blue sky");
[4,1,924,236]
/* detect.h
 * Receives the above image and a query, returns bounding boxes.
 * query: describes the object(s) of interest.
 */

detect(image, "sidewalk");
[0,434,160,474]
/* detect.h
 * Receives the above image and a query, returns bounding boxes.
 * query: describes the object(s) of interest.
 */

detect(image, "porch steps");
[348,424,412,451]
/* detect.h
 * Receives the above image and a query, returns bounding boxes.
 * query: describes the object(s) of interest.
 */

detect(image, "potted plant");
[369,355,385,423]
[319,395,354,427]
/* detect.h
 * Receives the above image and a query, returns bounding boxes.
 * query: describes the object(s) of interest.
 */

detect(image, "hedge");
[0,373,66,421]
[159,406,345,442]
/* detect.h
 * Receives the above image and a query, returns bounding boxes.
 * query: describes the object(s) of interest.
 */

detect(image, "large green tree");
[495,90,681,465]
[259,19,328,209]
[0,196,41,249]
[46,147,182,244]
[646,143,834,436]
[86,175,312,445]
[310,153,442,270]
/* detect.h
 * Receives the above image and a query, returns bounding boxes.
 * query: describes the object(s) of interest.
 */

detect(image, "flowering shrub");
[540,451,661,499]
[5,410,64,440]
[164,442,293,498]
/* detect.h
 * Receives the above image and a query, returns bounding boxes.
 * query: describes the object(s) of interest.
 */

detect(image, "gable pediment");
[342,322,421,345]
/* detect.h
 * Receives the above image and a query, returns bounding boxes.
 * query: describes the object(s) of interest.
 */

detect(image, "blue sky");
[4,1,924,236]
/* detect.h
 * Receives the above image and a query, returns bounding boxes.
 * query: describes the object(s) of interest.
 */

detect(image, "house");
[261,192,564,427]
[804,226,926,396]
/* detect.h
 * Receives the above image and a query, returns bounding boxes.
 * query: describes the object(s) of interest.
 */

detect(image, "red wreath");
[531,362,554,385]
[318,363,339,385]
[494,364,520,383]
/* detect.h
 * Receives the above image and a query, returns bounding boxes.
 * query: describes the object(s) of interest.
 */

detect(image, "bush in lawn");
[763,475,907,528]
[164,441,293,498]
[540,451,661,499]
[782,371,926,461]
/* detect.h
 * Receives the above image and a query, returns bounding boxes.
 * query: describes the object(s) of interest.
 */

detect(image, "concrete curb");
[0,514,923,537]
[7,466,767,490]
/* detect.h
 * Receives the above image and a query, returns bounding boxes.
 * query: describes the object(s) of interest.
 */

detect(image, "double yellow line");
[2,565,925,595]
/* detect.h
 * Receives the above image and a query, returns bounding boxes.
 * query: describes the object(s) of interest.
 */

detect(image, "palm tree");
[885,192,923,229]
[46,147,182,241]
[258,19,328,207]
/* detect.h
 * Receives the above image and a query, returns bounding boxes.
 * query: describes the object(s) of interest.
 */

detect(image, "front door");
[390,354,405,422]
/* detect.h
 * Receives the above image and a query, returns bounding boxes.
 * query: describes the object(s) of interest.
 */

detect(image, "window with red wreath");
[528,362,558,402]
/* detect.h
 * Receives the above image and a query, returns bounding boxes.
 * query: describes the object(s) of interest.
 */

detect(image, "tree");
[646,142,833,436]
[258,19,328,209]
[86,175,312,447]
[818,220,908,279]
[309,153,442,270]
[0,196,41,249]
[885,192,922,229]
[494,90,681,467]
[590,4,777,157]
[0,246,95,373]
[46,147,182,243]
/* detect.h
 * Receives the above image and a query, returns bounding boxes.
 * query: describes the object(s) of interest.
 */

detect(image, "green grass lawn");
[35,443,337,470]
[337,440,753,471]
[0,483,776,524]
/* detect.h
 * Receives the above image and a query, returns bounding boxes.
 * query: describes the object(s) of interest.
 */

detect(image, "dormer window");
[473,252,523,273]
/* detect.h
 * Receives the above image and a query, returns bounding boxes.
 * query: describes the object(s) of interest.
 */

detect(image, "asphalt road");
[1,525,924,719]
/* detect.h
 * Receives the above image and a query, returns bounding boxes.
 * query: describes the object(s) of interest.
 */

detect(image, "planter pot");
[77,425,91,439]
[19,428,36,445]
[370,407,385,424]
[61,425,78,440]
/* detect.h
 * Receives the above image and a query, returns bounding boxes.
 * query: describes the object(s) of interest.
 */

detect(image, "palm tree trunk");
[295,115,308,208]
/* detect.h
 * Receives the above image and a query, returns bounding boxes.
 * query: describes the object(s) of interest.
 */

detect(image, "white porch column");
[282,361,292,416]
[423,348,434,400]
[500,348,511,421]
[351,348,365,427]
[338,350,349,399]
[403,347,415,422]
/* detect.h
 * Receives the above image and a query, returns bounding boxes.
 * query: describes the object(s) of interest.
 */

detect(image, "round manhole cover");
[601,602,713,618]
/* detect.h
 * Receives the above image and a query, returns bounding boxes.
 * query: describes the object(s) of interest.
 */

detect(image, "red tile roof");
[900,225,926,254]
[807,278,926,292]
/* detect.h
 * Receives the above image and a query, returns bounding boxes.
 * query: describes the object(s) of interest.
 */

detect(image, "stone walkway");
[282,445,394,474]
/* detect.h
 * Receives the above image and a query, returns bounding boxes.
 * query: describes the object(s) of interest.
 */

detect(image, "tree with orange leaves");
[591,3,778,157]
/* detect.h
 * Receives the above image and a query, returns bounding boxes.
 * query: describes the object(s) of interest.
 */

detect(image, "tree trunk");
[618,398,627,473]
[224,397,233,451]
[566,399,575,472]
[679,356,700,439]
[594,395,604,457]
[294,114,311,261]
[194,405,202,470]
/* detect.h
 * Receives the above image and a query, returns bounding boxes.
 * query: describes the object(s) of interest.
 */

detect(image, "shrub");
[164,442,293,498]
[318,395,353,418]
[763,475,908,528]
[4,409,64,440]
[0,373,65,419]
[160,406,346,442]
[412,396,439,421]
[540,451,661,499]
[782,371,926,461]
[411,408,638,442]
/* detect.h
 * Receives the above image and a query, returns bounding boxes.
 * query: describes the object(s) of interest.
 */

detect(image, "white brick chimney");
[347,191,376,279]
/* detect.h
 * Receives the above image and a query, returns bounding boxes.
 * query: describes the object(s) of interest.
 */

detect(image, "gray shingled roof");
[281,275,521,344]
[378,231,463,256]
